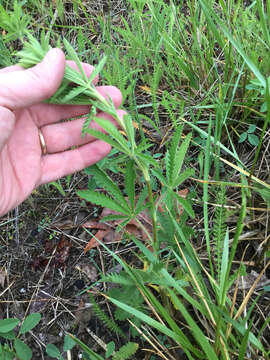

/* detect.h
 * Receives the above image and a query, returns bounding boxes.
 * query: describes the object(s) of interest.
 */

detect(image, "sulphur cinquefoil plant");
[17,32,194,256]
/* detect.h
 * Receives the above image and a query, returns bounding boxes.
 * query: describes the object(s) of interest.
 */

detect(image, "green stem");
[143,168,158,256]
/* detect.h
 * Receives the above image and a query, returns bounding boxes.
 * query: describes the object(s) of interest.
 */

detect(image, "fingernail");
[44,48,63,63]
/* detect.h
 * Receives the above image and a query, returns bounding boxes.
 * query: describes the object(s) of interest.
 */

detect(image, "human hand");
[0,48,125,216]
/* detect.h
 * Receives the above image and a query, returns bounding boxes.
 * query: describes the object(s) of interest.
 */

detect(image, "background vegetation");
[0,0,269,359]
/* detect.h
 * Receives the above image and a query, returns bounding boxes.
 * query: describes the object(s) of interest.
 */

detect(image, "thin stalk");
[140,166,158,255]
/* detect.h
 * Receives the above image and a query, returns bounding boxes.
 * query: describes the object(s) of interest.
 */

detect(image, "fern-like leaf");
[89,294,126,339]
[112,342,138,360]
[82,107,96,137]
[101,273,135,286]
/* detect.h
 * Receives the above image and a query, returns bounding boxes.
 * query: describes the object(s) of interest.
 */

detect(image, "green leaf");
[199,0,265,87]
[169,190,195,218]
[172,168,195,188]
[135,186,148,214]
[112,342,138,360]
[14,339,32,360]
[219,230,229,306]
[247,124,256,133]
[248,133,259,146]
[166,126,183,184]
[85,128,127,153]
[124,160,135,210]
[167,289,218,360]
[63,38,88,83]
[87,55,107,85]
[151,168,168,186]
[77,190,131,215]
[136,152,158,167]
[238,132,247,143]
[106,341,115,358]
[171,133,192,183]
[93,116,130,153]
[124,114,135,149]
[239,320,253,360]
[46,344,63,360]
[86,165,129,210]
[63,334,76,351]
[61,85,88,104]
[0,331,15,339]
[0,318,19,333]
[82,108,95,137]
[67,334,104,360]
[19,313,41,335]
[108,296,203,358]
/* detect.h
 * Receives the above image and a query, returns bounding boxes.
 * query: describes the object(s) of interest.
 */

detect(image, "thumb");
[0,107,15,151]
[0,48,65,110]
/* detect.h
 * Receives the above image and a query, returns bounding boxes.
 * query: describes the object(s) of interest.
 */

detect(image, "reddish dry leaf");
[82,220,108,230]
[31,237,73,270]
[55,237,72,266]
[82,189,189,253]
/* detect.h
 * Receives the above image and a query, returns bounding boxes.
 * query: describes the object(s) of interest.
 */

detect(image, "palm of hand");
[0,107,42,213]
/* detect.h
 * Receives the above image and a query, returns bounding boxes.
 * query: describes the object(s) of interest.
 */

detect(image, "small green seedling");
[0,313,41,360]
[238,124,259,146]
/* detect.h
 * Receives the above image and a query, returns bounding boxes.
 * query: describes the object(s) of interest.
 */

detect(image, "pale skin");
[0,48,125,216]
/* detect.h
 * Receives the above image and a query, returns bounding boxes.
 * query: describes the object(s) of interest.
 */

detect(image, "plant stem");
[144,170,158,256]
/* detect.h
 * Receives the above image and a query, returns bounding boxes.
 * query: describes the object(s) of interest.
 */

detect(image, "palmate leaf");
[77,190,131,216]
[87,165,129,211]
[17,34,113,113]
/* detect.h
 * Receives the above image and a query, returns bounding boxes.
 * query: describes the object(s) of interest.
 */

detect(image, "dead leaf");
[0,268,7,288]
[55,237,72,266]
[82,190,189,253]
[76,264,98,282]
